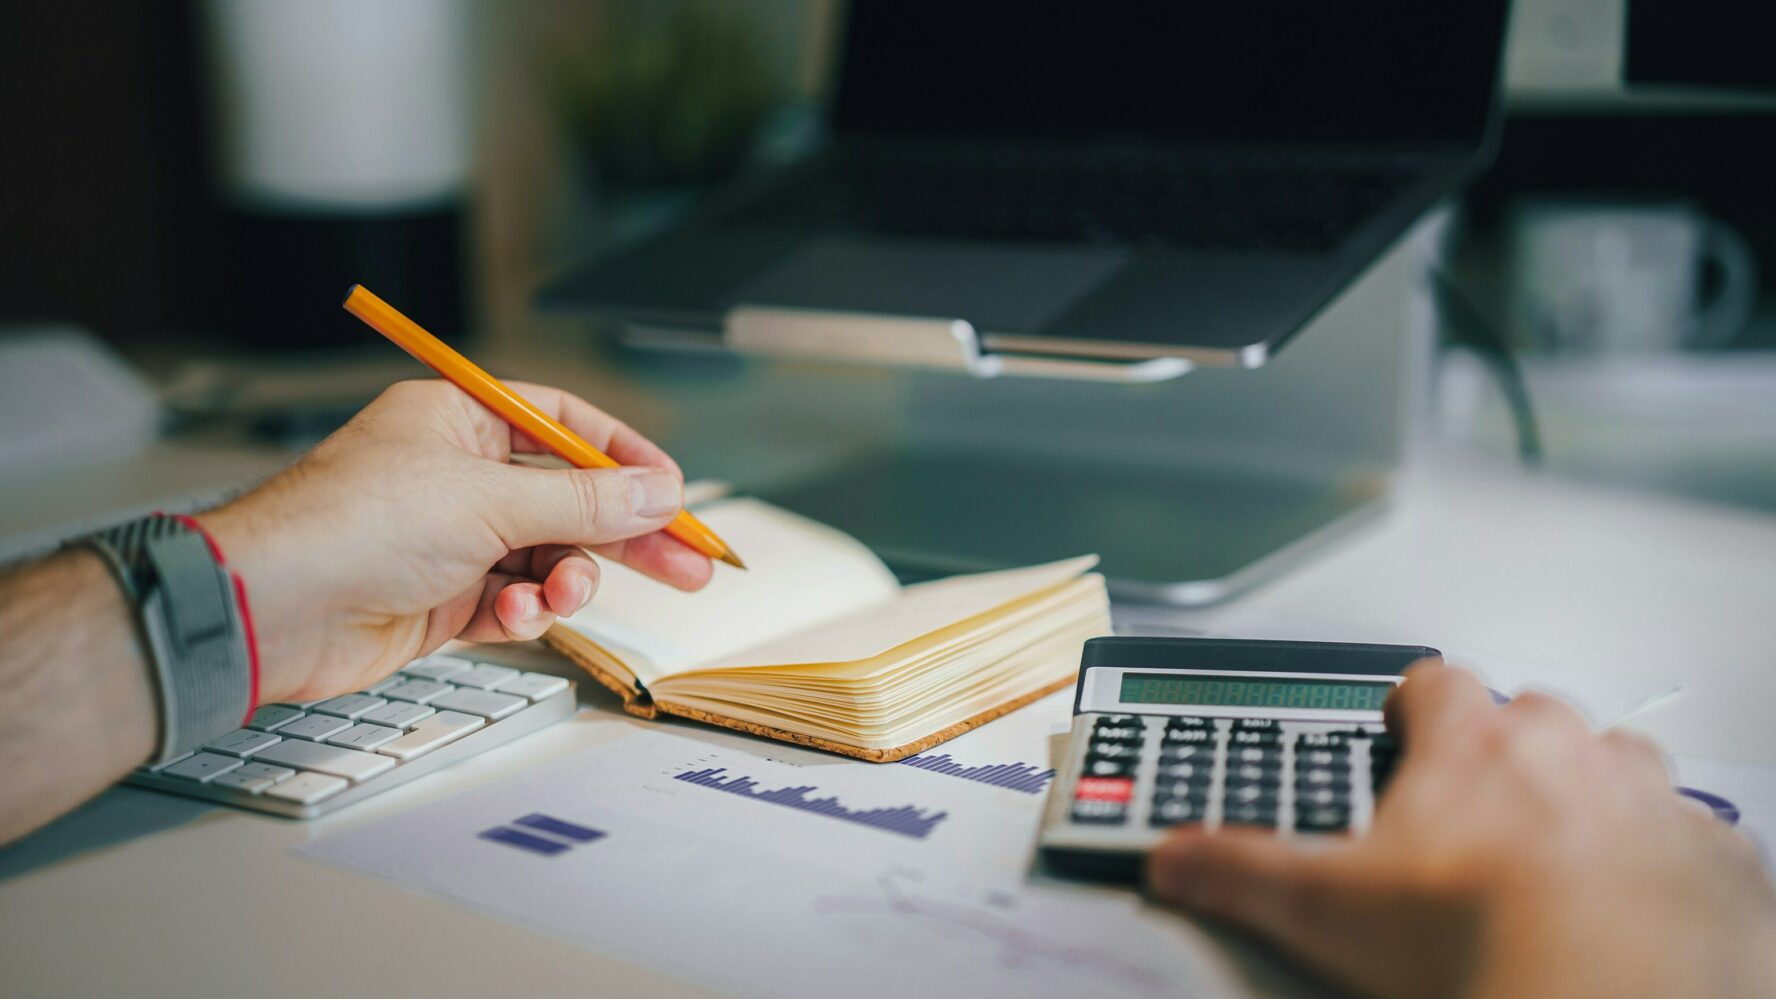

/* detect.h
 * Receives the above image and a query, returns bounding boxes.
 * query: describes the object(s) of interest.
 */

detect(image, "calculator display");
[1119,673,1393,711]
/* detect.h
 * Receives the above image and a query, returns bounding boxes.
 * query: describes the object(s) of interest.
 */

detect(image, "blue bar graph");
[479,826,570,856]
[898,753,1056,794]
[673,767,948,840]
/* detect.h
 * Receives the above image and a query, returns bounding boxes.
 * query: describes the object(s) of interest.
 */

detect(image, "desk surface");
[5,447,1775,998]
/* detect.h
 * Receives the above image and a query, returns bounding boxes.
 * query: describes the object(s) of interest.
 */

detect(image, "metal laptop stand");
[618,215,1439,605]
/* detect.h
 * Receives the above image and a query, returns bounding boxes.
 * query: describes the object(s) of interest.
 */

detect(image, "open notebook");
[543,498,1110,762]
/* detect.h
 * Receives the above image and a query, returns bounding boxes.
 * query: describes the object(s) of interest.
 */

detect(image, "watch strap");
[73,515,255,762]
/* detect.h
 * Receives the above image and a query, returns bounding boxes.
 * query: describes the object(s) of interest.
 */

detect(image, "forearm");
[0,550,157,845]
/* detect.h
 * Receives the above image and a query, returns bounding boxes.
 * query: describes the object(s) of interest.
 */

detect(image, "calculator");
[1039,636,1438,880]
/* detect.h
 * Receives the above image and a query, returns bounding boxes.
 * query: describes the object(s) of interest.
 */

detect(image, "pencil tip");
[342,284,361,306]
[719,551,748,570]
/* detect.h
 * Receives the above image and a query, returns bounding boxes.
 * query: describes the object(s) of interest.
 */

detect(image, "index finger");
[1383,659,1495,754]
[504,381,682,477]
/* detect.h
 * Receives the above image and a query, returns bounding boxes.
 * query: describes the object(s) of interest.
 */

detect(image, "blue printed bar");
[479,826,570,856]
[514,813,606,843]
[673,766,949,839]
[898,753,1056,794]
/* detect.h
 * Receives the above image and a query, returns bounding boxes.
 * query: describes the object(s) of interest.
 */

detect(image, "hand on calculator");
[1147,662,1776,999]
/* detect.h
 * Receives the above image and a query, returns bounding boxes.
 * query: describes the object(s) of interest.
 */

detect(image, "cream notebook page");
[557,498,901,686]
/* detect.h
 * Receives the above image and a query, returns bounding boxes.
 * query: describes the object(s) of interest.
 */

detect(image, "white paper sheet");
[298,729,1238,999]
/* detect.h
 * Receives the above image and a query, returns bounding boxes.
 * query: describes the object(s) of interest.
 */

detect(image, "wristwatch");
[71,514,258,763]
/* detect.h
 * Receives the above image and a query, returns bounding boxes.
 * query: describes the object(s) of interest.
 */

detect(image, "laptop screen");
[833,1,1508,148]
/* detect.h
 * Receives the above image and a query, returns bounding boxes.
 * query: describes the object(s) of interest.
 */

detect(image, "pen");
[342,284,746,570]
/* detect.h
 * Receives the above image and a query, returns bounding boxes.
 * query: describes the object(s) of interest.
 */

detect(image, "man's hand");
[199,379,712,705]
[1147,663,1776,999]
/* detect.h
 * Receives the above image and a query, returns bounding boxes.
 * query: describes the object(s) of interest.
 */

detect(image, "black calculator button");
[1295,805,1351,832]
[1298,731,1358,749]
[1222,783,1278,807]
[1223,803,1279,827]
[1154,761,1213,783]
[1297,748,1349,768]
[1369,733,1400,753]
[1233,718,1280,732]
[1157,721,1214,739]
[1099,715,1141,726]
[1231,730,1281,747]
[1092,723,1143,741]
[1158,744,1212,764]
[1070,801,1128,825]
[1085,758,1137,777]
[1088,741,1142,759]
[1166,716,1213,730]
[1295,786,1348,809]
[1226,763,1282,785]
[1150,798,1207,827]
[1154,782,1214,805]
[1229,746,1281,766]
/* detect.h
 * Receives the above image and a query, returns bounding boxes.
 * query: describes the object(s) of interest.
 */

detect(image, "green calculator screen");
[1119,673,1394,711]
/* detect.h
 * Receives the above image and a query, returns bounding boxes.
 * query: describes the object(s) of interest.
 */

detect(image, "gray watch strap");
[74,517,254,762]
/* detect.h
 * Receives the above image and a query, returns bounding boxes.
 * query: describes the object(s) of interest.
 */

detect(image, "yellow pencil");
[343,284,745,569]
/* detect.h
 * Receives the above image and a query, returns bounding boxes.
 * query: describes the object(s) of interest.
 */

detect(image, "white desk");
[4,447,1775,998]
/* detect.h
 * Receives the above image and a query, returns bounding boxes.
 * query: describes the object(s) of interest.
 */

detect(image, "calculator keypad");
[1062,714,1397,837]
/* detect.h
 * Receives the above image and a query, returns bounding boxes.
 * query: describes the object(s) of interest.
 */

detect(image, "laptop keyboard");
[743,152,1416,254]
[127,654,577,818]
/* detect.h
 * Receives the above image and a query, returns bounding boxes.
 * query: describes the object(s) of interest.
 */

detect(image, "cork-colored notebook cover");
[539,630,1071,763]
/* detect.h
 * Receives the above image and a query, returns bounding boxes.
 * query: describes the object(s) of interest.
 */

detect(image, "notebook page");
[668,555,1098,676]
[552,498,900,685]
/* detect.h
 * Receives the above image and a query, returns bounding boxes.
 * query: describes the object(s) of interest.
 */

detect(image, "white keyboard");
[128,655,576,818]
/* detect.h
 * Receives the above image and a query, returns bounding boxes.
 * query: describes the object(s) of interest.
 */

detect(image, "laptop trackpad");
[728,237,1128,333]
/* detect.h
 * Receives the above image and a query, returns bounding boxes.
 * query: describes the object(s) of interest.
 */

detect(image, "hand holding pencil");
[342,284,745,570]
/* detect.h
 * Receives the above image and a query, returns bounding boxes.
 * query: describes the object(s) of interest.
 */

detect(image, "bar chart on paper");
[673,765,949,839]
[898,753,1055,794]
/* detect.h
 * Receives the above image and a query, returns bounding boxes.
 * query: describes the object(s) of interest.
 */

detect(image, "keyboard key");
[327,723,403,751]
[205,729,282,758]
[1230,746,1280,765]
[1227,764,1282,785]
[499,672,569,702]
[431,688,527,720]
[234,762,295,783]
[450,664,519,690]
[1231,730,1280,746]
[276,714,353,742]
[365,675,409,695]
[359,701,435,730]
[246,705,305,731]
[376,710,485,761]
[1296,786,1347,809]
[211,770,279,795]
[382,679,452,704]
[143,751,194,773]
[402,656,472,682]
[313,693,387,720]
[1166,716,1212,730]
[162,752,243,783]
[264,771,349,805]
[1300,730,1361,749]
[1233,718,1281,733]
[1152,761,1210,783]
[253,739,396,782]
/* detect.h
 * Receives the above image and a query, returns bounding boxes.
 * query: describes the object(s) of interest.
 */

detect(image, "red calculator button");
[1074,777,1134,803]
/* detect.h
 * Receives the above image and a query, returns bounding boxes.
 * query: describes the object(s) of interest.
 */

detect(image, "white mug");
[1505,199,1757,354]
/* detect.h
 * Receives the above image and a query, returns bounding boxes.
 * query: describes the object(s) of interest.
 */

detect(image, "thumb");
[487,464,682,550]
[1148,826,1366,947]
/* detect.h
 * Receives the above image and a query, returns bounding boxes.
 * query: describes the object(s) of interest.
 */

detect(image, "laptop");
[539,1,1510,369]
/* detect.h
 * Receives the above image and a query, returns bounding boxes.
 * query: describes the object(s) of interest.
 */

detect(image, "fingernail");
[624,467,682,518]
[520,591,541,622]
[573,574,593,610]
